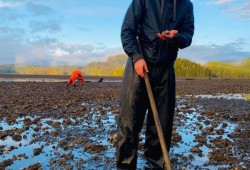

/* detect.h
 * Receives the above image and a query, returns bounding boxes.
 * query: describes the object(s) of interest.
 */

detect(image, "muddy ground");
[0,76,249,170]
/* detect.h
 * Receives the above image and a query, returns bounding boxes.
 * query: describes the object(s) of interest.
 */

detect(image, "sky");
[0,0,249,66]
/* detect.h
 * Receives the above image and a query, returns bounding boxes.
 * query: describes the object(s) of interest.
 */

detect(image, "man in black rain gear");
[116,0,194,169]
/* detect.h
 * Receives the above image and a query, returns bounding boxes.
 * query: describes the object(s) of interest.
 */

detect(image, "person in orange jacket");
[66,70,85,87]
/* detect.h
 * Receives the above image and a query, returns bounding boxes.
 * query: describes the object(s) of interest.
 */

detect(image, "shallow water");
[0,78,65,83]
[195,93,246,100]
[0,77,122,83]
[0,94,248,169]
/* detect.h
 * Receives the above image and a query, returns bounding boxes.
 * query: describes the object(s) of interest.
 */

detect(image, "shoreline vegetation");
[0,55,249,78]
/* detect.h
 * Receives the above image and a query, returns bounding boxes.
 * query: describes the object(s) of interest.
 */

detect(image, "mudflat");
[0,76,249,169]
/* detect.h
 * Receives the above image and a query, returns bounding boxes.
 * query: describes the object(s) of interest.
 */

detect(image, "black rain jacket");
[121,0,194,65]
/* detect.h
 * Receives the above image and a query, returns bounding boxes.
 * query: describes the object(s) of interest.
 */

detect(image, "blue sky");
[0,0,249,66]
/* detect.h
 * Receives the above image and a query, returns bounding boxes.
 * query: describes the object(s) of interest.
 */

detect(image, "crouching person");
[66,70,85,87]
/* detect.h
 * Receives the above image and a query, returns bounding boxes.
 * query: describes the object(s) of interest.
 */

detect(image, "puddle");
[194,93,247,100]
[172,98,236,169]
[0,94,246,169]
[0,78,65,83]
[0,78,122,83]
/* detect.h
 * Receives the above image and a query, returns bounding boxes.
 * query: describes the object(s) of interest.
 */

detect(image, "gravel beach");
[0,76,249,169]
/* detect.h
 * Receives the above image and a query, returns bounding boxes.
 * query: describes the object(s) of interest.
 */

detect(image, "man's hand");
[134,59,149,78]
[157,30,178,41]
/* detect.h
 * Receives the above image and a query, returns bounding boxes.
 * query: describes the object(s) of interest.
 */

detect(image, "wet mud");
[0,77,249,169]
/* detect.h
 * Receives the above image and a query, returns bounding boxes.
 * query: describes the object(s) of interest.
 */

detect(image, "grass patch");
[243,94,250,100]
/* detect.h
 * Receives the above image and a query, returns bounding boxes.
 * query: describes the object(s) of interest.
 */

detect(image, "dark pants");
[116,58,176,170]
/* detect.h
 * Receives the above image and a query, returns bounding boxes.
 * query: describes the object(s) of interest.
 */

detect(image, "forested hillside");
[0,55,249,78]
[174,58,214,77]
[205,58,250,78]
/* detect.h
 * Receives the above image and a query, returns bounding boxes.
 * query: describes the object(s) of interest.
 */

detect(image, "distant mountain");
[0,55,249,78]
[82,54,127,76]
[0,64,17,73]
[0,65,81,75]
[82,55,213,77]
[79,56,250,78]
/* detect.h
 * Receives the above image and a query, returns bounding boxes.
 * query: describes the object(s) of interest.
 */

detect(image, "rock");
[191,147,202,153]
[0,159,13,168]
[23,162,42,170]
[33,148,42,156]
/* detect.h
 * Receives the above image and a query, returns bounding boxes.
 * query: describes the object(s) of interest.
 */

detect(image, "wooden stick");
[144,73,172,170]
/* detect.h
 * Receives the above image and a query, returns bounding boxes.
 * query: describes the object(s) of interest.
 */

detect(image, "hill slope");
[82,56,250,78]
[175,58,214,77]
[0,55,249,78]
[205,58,250,78]
[82,54,127,76]
[82,55,216,77]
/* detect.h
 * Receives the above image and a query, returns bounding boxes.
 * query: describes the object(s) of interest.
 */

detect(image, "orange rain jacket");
[67,70,85,86]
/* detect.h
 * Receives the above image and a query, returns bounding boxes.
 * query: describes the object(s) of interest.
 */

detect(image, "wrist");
[133,55,143,64]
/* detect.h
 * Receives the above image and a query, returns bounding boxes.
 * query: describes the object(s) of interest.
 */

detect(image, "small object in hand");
[162,30,170,35]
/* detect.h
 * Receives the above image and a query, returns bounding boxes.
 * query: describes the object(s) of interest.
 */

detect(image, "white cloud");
[29,20,62,33]
[51,49,69,57]
[208,0,232,5]
[15,55,26,65]
[223,1,250,21]
[205,0,250,21]
[0,1,20,8]
[1,29,249,66]
[179,40,250,63]
[1,0,249,67]
[47,43,122,66]
[0,28,123,66]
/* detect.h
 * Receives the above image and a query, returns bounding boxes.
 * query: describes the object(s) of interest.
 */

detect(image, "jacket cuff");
[172,34,188,49]
[131,53,143,63]
[170,36,180,46]
[133,55,143,63]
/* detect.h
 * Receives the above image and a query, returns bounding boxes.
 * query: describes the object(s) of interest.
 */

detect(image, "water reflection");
[0,94,244,169]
